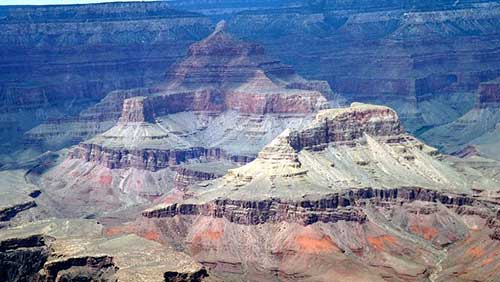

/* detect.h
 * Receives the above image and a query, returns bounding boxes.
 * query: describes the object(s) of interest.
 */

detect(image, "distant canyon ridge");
[0,0,499,161]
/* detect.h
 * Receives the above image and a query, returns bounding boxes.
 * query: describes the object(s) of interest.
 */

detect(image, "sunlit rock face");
[0,219,208,282]
[38,96,230,217]
[70,96,196,171]
[31,22,341,219]
[142,103,500,282]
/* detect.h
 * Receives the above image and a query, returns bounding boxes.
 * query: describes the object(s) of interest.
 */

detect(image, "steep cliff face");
[0,2,212,152]
[145,103,498,215]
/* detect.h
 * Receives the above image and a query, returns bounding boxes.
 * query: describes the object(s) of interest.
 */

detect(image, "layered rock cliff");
[145,103,499,221]
[0,2,212,154]
[141,103,500,282]
[3,0,500,164]
[27,22,335,159]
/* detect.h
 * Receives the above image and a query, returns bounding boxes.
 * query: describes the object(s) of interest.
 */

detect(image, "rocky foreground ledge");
[0,219,207,282]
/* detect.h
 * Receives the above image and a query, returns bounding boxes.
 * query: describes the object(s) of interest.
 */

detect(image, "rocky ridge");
[0,219,207,282]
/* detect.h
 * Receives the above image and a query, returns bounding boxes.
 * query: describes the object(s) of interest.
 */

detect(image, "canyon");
[1,0,500,160]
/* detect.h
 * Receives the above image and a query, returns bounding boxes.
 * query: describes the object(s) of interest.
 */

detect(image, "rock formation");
[0,219,207,282]
[142,103,500,281]
[27,21,336,162]
[2,0,500,167]
[0,170,41,224]
[1,2,500,281]
[70,96,196,171]
[38,96,239,217]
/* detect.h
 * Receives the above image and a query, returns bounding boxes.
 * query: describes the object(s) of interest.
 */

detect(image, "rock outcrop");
[0,170,41,224]
[0,219,208,282]
[69,96,195,171]
[144,103,499,224]
[173,162,236,190]
[141,103,500,282]
[144,187,490,226]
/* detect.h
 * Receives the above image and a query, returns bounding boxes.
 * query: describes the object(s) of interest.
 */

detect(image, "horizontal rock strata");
[288,103,405,151]
[174,167,226,190]
[0,201,37,222]
[143,187,492,225]
[70,144,252,172]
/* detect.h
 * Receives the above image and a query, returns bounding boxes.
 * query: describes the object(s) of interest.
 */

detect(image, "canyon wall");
[1,0,499,157]
[0,2,212,149]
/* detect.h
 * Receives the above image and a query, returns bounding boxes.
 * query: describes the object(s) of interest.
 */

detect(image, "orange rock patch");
[295,234,339,254]
[143,230,161,241]
[367,235,397,251]
[99,175,113,185]
[467,247,485,258]
[480,257,495,267]
[190,229,224,255]
[195,230,223,241]
[479,251,499,267]
[105,225,135,237]
[409,225,439,241]
[104,224,161,242]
